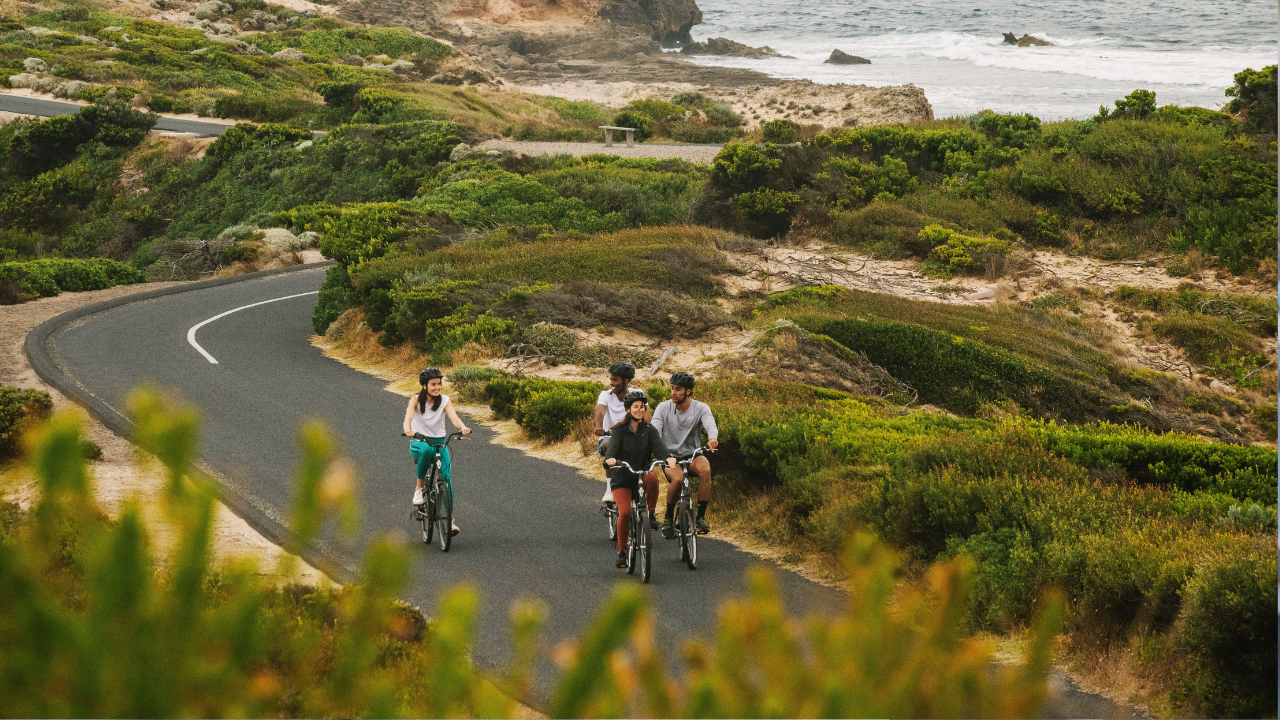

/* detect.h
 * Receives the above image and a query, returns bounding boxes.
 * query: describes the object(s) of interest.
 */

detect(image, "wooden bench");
[599,125,637,148]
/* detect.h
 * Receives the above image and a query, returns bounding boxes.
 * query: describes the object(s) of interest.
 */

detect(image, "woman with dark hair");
[402,367,470,535]
[604,389,681,568]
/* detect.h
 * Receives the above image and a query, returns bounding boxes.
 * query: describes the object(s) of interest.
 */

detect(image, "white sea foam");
[686,0,1278,118]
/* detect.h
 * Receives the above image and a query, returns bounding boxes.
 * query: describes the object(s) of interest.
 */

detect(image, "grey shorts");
[596,436,610,457]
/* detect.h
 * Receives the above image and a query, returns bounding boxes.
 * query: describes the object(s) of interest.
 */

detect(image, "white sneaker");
[412,488,424,505]
[601,479,612,504]
[450,521,460,536]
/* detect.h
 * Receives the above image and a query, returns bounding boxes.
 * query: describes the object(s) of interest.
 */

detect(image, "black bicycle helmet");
[670,371,695,389]
[608,361,636,380]
[418,367,444,385]
[623,389,648,409]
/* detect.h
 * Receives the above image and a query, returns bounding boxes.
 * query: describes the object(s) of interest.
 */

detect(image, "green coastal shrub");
[609,111,653,141]
[1175,549,1277,717]
[736,187,800,237]
[0,385,52,460]
[626,98,685,121]
[817,318,1073,416]
[920,225,1012,274]
[484,377,603,441]
[0,258,144,303]
[1225,65,1277,133]
[1152,314,1261,364]
[761,119,799,144]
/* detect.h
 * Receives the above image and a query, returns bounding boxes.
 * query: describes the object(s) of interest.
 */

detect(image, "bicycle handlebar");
[402,430,468,445]
[676,445,716,465]
[610,459,666,476]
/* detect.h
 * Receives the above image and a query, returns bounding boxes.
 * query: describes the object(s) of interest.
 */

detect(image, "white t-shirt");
[411,394,451,437]
[596,388,632,429]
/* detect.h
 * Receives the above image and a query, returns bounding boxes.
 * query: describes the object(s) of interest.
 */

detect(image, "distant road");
[475,138,724,163]
[0,93,234,136]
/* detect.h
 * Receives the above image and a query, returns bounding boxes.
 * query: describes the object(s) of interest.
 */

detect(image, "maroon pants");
[612,472,659,553]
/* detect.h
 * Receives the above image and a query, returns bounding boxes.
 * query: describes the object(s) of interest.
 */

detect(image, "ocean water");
[681,0,1278,119]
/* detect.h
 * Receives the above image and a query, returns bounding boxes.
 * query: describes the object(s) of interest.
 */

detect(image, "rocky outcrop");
[680,37,787,59]
[598,0,701,46]
[824,49,870,64]
[1002,32,1054,47]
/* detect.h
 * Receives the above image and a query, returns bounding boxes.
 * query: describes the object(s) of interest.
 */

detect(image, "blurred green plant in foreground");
[0,388,1061,718]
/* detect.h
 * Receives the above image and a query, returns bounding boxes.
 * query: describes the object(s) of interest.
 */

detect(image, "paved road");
[0,93,234,136]
[40,266,844,703]
[36,266,1139,717]
[475,139,724,163]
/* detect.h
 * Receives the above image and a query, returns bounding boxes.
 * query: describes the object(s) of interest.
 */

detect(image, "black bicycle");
[404,430,465,552]
[599,431,619,544]
[611,459,663,583]
[673,446,714,570]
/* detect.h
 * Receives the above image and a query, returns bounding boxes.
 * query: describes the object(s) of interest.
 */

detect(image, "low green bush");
[817,318,1075,416]
[920,224,1012,274]
[484,377,603,441]
[761,119,798,144]
[610,111,653,141]
[1225,65,1277,133]
[1153,314,1261,364]
[0,386,52,460]
[1176,548,1277,717]
[0,258,144,303]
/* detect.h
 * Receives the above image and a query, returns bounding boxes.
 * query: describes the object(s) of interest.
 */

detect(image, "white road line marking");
[187,291,319,364]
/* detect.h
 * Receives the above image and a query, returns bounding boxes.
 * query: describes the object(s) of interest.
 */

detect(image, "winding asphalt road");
[0,93,234,136]
[31,265,1135,717]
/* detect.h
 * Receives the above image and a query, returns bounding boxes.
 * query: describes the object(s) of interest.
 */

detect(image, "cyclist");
[652,371,718,538]
[402,367,471,536]
[595,361,651,505]
[604,389,681,568]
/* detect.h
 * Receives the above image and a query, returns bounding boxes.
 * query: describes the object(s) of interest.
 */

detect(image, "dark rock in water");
[681,37,789,59]
[1003,31,1054,47]
[825,49,871,64]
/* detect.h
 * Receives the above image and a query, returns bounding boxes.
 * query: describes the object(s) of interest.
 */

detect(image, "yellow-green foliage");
[0,391,1065,718]
[920,224,1012,273]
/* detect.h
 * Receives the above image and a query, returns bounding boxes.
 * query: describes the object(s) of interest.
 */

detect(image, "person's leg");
[693,455,712,530]
[612,487,632,555]
[643,472,660,515]
[411,442,430,502]
[598,437,613,503]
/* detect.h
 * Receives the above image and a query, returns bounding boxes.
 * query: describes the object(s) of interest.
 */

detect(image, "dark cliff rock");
[599,0,702,47]
[680,37,787,58]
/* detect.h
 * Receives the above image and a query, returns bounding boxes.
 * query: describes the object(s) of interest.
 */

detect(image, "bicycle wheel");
[435,480,453,552]
[677,498,689,561]
[682,503,697,570]
[605,502,618,543]
[638,507,651,583]
[626,505,638,575]
[423,468,435,544]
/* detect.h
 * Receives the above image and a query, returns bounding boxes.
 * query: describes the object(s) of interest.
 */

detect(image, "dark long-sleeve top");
[605,420,675,475]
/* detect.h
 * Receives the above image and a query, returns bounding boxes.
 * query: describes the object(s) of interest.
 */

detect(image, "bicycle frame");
[405,430,466,550]
[611,458,664,582]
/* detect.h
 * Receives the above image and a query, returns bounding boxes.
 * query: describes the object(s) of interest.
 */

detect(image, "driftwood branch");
[645,345,678,376]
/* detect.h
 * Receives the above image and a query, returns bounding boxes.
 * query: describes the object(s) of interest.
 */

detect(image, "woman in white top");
[402,367,470,535]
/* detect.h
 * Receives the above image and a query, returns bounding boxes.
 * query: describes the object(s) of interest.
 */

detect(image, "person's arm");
[403,395,416,437]
[650,401,666,437]
[594,402,607,436]
[604,429,622,467]
[649,426,677,469]
[444,398,471,435]
[701,403,719,450]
